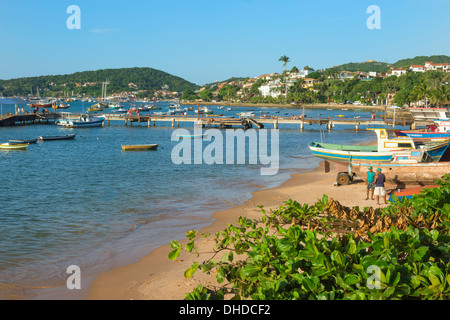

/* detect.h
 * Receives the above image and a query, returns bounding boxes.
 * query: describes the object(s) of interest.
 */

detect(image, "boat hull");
[396,131,450,139]
[121,144,159,151]
[308,143,393,164]
[0,143,29,150]
[64,119,104,128]
[38,134,76,141]
[9,138,38,144]
[351,161,450,186]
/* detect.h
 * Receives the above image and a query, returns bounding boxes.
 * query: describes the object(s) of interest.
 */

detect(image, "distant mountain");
[391,55,450,68]
[0,67,200,96]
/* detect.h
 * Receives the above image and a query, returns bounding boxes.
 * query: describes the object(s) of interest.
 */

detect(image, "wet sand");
[88,160,390,300]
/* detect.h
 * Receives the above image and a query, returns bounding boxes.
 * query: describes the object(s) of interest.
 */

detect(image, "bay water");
[0,101,380,299]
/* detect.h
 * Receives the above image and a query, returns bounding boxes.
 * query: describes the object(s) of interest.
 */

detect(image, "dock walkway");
[1,111,418,131]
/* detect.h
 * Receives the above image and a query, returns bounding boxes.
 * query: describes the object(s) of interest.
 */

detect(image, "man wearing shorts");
[366,166,375,200]
[374,168,387,205]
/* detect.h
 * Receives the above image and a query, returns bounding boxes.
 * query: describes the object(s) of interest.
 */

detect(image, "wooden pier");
[0,111,418,131]
[103,113,416,131]
[0,113,59,127]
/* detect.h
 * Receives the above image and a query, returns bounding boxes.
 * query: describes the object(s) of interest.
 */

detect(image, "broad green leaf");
[347,240,357,255]
[168,248,181,261]
[184,262,198,279]
[344,274,360,286]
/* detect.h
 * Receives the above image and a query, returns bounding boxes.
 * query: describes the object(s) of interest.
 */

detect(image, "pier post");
[148,117,151,127]
[355,123,359,131]
[125,116,128,126]
[300,121,304,131]
[327,122,332,131]
[274,120,278,129]
[172,119,175,127]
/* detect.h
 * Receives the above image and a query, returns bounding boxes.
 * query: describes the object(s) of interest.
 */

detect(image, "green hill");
[330,61,390,73]
[0,67,200,97]
[391,55,450,68]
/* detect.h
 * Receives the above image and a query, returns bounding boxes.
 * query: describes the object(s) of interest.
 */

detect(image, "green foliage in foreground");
[169,175,450,300]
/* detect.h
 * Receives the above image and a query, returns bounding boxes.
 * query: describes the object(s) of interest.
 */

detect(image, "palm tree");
[278,55,290,72]
[412,79,429,107]
[430,85,449,107]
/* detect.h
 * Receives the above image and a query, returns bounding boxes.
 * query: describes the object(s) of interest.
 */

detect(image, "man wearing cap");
[365,166,375,200]
[374,168,387,205]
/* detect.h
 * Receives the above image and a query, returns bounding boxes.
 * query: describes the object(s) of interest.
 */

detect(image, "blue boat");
[308,128,450,164]
[395,119,450,140]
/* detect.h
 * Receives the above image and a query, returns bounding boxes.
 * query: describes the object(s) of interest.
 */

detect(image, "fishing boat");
[87,103,104,112]
[0,142,29,150]
[37,134,77,141]
[52,102,69,109]
[194,107,213,115]
[168,106,188,115]
[388,185,440,202]
[9,138,38,144]
[60,114,105,128]
[29,99,53,109]
[407,107,450,122]
[237,111,254,117]
[112,108,128,113]
[121,144,159,151]
[350,160,450,187]
[308,128,450,164]
[395,119,450,139]
[108,103,121,109]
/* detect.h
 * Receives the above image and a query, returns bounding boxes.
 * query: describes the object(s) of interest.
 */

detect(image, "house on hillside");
[338,71,355,80]
[391,68,407,77]
[259,79,294,98]
[302,78,320,89]
[409,65,426,73]
[424,61,450,72]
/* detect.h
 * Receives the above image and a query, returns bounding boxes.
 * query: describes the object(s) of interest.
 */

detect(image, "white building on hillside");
[391,68,407,76]
[409,65,426,72]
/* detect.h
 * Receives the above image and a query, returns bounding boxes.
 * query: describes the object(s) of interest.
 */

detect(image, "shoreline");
[181,101,384,110]
[87,159,389,300]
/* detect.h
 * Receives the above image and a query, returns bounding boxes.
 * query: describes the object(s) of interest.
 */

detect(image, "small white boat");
[61,114,105,128]
[237,111,254,117]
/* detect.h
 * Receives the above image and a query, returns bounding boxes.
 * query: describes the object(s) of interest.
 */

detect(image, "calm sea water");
[0,101,381,299]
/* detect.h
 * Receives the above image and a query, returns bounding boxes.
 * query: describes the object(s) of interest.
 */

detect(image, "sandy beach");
[88,160,391,300]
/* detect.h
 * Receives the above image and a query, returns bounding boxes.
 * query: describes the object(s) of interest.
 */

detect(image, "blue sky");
[0,0,449,85]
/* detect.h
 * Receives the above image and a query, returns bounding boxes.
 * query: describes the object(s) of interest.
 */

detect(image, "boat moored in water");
[37,134,76,141]
[59,114,105,128]
[9,138,38,144]
[121,144,159,151]
[0,142,29,150]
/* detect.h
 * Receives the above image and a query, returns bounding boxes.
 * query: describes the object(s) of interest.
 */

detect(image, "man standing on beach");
[366,166,375,200]
[374,168,387,205]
